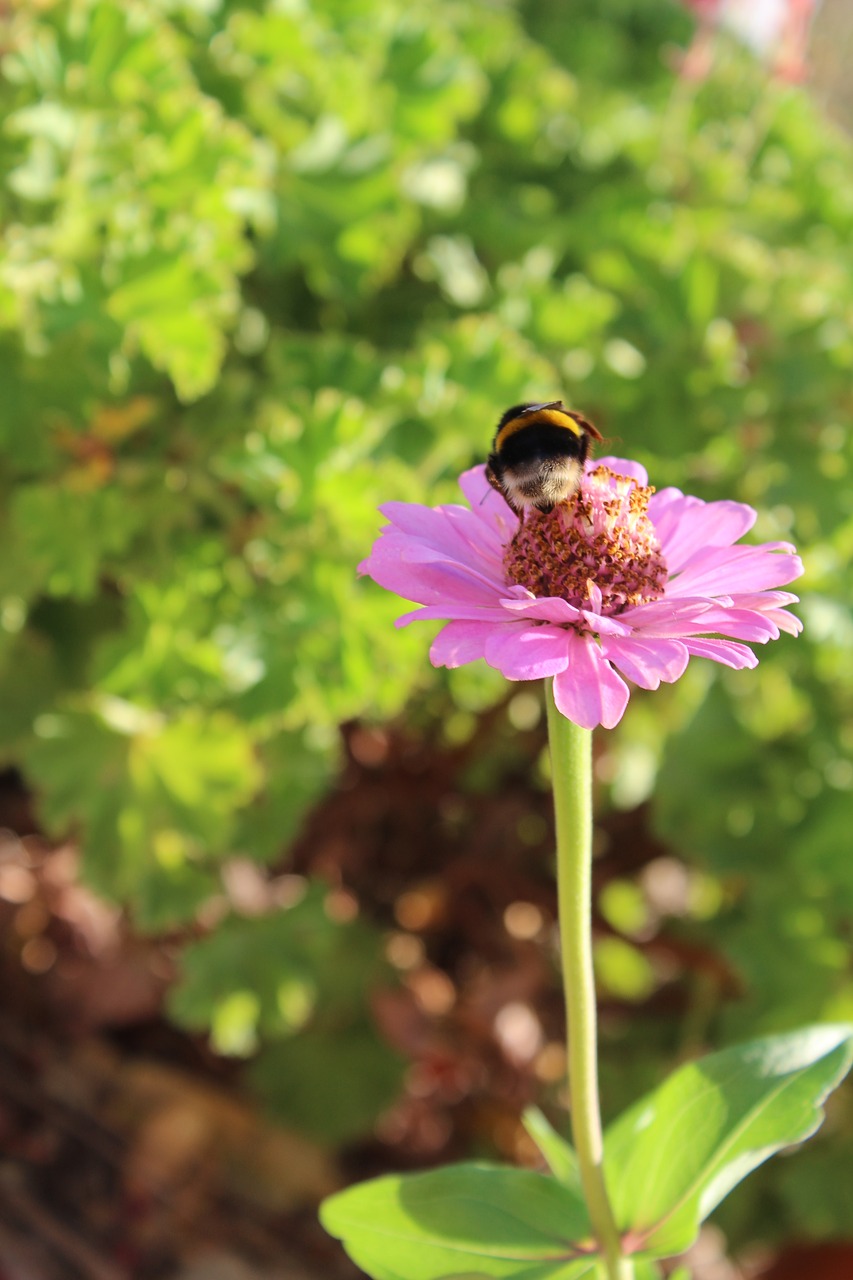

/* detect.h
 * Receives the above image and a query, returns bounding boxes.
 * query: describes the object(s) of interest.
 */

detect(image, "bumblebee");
[485,400,603,516]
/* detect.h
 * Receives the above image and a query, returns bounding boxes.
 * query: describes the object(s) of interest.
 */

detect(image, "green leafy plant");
[323,1026,853,1278]
[1,0,852,1250]
[168,882,403,1140]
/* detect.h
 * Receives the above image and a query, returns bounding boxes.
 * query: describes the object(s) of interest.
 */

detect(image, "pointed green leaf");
[321,1163,597,1280]
[522,1108,581,1192]
[631,1265,665,1280]
[604,1024,853,1258]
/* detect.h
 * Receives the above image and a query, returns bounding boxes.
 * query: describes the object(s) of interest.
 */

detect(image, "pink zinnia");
[360,456,803,731]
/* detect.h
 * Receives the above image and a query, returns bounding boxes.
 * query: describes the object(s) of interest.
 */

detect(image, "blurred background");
[0,0,852,1277]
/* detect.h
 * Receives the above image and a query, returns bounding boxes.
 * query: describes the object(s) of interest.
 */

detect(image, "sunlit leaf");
[522,1108,581,1192]
[605,1025,853,1257]
[321,1164,596,1279]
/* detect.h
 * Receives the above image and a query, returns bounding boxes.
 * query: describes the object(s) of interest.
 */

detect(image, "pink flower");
[359,457,803,731]
[680,0,816,84]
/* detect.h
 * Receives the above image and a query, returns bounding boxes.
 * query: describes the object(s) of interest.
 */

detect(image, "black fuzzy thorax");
[497,423,589,469]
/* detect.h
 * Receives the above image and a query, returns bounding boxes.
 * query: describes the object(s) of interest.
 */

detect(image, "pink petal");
[667,544,803,597]
[458,465,518,539]
[590,456,649,486]
[586,583,604,614]
[599,637,689,690]
[552,633,630,730]
[621,598,720,636]
[430,621,496,668]
[499,594,632,637]
[365,538,506,608]
[484,625,570,680]
[680,606,780,642]
[396,603,513,626]
[755,608,803,636]
[729,590,800,609]
[682,639,759,669]
[578,609,635,638]
[444,506,506,561]
[648,492,757,572]
[499,595,586,625]
[623,597,778,642]
[727,591,803,636]
[380,501,504,565]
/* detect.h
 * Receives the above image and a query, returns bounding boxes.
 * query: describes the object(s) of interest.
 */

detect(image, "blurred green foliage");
[1,0,852,1246]
[168,881,403,1139]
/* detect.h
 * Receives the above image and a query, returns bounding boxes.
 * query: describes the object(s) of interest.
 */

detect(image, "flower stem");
[545,683,631,1280]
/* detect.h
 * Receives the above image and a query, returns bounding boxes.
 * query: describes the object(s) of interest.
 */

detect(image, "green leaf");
[169,883,402,1141]
[169,883,390,1041]
[604,1024,853,1258]
[321,1163,597,1280]
[522,1108,581,1192]
[251,1022,404,1144]
[23,705,260,915]
[9,484,143,600]
[627,1265,665,1280]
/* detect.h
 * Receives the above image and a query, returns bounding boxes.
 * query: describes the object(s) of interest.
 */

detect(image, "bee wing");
[521,400,564,415]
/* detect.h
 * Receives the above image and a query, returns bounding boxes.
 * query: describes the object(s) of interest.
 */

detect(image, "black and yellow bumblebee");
[485,400,603,516]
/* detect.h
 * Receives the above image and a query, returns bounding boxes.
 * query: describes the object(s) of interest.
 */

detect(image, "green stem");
[545,683,632,1280]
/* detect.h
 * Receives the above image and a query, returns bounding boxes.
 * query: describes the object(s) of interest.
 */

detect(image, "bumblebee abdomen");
[497,422,587,468]
[486,400,601,516]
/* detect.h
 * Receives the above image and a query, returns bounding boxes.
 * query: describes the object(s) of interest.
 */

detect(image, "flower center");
[502,466,668,614]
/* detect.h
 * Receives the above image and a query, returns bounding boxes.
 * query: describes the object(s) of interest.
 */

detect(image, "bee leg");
[485,456,504,493]
[484,457,523,516]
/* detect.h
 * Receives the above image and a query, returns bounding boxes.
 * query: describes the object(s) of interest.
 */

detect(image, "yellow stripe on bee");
[496,408,583,451]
